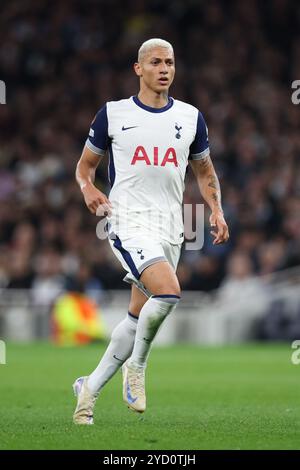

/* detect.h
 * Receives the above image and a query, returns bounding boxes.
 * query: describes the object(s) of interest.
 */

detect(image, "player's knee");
[153,284,181,298]
[128,304,141,317]
[128,299,147,317]
[161,278,181,298]
[168,286,181,298]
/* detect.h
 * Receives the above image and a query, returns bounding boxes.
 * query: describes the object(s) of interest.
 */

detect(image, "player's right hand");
[81,182,112,216]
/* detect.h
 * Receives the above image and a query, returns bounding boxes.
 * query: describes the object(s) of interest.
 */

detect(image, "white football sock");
[129,295,180,369]
[87,312,138,394]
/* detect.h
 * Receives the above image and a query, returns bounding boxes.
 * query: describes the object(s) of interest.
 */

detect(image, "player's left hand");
[209,211,229,245]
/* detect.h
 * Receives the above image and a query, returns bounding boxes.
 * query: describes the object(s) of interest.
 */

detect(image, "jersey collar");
[132,95,174,113]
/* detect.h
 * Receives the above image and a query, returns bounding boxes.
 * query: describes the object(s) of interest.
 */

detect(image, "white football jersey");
[86,96,209,244]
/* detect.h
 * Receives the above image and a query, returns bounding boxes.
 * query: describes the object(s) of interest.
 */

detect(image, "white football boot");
[122,360,146,413]
[73,376,98,425]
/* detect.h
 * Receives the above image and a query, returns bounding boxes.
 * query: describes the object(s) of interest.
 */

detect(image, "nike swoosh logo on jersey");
[122,126,139,131]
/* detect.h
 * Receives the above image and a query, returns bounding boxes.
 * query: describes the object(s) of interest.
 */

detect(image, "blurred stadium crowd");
[0,0,300,301]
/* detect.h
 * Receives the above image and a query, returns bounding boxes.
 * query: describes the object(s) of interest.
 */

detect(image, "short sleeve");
[85,104,109,156]
[189,111,210,160]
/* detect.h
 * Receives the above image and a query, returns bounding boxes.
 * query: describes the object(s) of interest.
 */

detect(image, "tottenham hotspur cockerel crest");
[175,123,182,139]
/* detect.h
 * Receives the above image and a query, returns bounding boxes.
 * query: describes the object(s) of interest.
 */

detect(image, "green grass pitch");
[0,342,299,450]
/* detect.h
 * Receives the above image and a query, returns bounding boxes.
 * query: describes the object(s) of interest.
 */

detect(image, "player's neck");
[137,90,169,109]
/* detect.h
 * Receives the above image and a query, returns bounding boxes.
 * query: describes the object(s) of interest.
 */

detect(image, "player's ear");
[134,62,142,77]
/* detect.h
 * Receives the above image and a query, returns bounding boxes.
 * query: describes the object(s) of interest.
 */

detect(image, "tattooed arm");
[190,155,229,245]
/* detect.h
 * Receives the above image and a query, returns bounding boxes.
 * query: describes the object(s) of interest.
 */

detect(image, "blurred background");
[0,0,300,345]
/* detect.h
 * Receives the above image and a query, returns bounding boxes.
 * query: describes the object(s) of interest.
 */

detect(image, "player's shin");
[87,312,138,394]
[129,295,180,368]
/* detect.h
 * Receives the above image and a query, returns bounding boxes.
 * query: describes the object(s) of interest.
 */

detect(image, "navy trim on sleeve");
[87,104,109,155]
[85,139,106,156]
[189,111,209,160]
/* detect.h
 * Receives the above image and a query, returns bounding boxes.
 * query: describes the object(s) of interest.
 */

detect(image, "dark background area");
[0,0,300,296]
